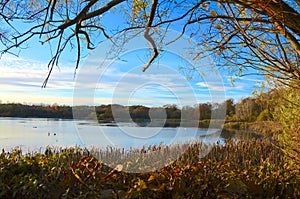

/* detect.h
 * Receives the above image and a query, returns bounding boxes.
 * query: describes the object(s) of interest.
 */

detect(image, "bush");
[273,87,300,172]
[256,109,272,121]
[0,139,299,198]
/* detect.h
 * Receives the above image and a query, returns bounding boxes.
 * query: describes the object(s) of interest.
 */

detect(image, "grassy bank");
[0,139,299,198]
[98,119,222,128]
[223,121,283,137]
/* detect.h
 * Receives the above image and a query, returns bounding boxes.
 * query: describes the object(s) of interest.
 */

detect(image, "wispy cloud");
[0,54,77,104]
[195,82,226,91]
[0,53,260,106]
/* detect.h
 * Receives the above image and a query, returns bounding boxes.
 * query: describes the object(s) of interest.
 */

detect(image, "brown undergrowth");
[0,139,299,198]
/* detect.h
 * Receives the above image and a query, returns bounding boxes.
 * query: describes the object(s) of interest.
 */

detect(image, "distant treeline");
[0,103,73,119]
[0,93,275,123]
[0,102,224,121]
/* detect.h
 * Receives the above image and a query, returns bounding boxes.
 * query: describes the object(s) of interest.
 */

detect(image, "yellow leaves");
[71,167,90,188]
[131,179,147,191]
[127,178,148,196]
[191,165,199,172]
[1,138,298,198]
[132,0,150,18]
[243,20,251,25]
[148,175,155,181]
[202,2,211,10]
[270,47,276,54]
[210,10,217,17]
[137,179,148,190]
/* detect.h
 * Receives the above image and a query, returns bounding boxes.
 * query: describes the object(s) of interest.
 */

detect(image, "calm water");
[0,117,229,152]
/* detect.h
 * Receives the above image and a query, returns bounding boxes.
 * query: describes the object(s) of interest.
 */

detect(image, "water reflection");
[0,118,260,152]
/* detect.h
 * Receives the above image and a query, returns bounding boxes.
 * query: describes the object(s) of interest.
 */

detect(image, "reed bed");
[0,139,299,198]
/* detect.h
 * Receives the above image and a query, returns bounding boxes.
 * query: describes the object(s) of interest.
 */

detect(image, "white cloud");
[0,54,258,106]
[0,54,78,104]
[195,82,226,91]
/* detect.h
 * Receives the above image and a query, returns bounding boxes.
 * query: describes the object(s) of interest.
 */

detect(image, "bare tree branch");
[142,0,158,72]
[1,0,300,86]
[58,0,125,30]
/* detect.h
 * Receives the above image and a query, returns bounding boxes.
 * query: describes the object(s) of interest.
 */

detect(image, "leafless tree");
[0,0,299,87]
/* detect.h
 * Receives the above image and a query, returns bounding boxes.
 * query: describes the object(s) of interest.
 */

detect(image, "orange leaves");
[148,174,156,181]
[214,24,222,29]
[210,10,217,17]
[1,140,299,198]
[173,166,182,177]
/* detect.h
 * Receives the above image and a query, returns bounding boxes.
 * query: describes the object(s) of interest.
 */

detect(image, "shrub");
[0,139,299,198]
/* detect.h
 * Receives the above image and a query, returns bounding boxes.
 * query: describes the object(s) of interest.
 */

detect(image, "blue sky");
[0,10,266,107]
[0,41,265,106]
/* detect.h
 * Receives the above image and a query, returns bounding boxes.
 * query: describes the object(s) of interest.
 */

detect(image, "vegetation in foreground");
[0,139,299,199]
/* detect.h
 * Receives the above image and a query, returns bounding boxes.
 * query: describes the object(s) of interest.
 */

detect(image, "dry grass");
[0,139,299,198]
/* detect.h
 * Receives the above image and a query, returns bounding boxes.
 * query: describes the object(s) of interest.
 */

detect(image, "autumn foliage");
[0,139,299,198]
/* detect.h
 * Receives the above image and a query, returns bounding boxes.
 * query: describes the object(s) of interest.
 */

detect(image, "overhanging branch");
[142,0,158,72]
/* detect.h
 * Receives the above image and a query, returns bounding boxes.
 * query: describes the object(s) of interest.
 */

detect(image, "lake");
[0,117,252,152]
